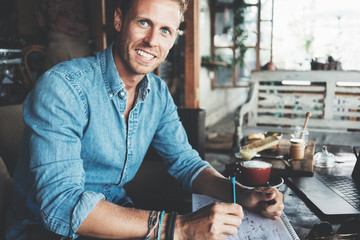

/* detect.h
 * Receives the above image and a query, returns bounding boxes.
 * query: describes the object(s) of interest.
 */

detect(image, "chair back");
[0,103,23,239]
[125,108,206,213]
[177,108,206,159]
[0,104,24,176]
[21,45,46,88]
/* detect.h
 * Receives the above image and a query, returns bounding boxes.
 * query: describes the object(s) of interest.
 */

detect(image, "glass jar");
[290,138,305,160]
[314,146,336,168]
[294,126,309,145]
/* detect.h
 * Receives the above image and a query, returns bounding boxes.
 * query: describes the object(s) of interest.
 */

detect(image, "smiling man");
[6,0,283,239]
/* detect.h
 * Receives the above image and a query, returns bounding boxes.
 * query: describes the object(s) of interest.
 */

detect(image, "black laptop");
[286,146,360,223]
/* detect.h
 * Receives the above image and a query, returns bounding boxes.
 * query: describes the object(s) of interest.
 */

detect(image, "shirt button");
[109,93,114,98]
[121,114,124,118]
[120,92,125,96]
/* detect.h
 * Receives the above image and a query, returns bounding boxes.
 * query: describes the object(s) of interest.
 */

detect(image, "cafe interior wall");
[198,0,249,127]
[5,0,248,127]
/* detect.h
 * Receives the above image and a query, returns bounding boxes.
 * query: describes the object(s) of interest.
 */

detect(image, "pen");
[231,176,236,203]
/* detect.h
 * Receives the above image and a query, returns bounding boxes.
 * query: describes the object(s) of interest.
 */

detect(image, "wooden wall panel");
[184,0,200,108]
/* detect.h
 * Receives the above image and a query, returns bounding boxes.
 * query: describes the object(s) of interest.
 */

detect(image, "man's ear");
[114,8,123,32]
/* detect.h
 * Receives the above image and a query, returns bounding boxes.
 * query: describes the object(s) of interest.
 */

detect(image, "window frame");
[208,0,273,89]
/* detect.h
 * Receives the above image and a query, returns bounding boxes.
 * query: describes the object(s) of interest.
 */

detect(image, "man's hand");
[192,167,283,225]
[239,186,284,220]
[175,202,243,240]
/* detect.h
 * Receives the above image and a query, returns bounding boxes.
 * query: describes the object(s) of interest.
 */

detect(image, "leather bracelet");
[170,212,178,240]
[165,211,178,240]
[165,211,173,240]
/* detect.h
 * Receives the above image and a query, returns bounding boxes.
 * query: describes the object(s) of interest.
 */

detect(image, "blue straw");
[231,176,236,203]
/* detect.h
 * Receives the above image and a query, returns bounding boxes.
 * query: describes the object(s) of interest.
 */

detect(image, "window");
[205,0,360,89]
[272,0,360,71]
[206,0,274,88]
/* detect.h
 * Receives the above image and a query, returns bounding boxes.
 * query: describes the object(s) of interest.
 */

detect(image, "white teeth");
[136,50,155,60]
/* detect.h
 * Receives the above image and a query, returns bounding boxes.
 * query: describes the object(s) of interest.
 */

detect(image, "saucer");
[234,152,261,159]
[237,175,284,190]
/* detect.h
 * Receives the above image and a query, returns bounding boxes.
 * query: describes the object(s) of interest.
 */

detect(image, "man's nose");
[144,29,159,47]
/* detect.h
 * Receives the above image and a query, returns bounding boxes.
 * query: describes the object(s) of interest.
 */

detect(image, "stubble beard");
[118,43,163,76]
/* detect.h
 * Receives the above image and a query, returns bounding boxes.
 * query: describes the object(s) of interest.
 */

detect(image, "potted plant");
[201,0,248,71]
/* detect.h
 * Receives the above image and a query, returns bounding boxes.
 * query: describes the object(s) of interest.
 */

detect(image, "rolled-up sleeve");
[70,191,105,237]
[24,70,104,238]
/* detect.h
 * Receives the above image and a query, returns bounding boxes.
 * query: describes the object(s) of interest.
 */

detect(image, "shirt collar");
[100,42,151,101]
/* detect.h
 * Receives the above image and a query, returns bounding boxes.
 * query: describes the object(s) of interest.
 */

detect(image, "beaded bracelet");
[157,210,165,240]
[154,211,161,240]
[145,211,156,240]
[148,211,161,239]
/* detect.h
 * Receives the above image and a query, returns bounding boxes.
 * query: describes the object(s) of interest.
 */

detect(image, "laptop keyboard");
[317,175,360,211]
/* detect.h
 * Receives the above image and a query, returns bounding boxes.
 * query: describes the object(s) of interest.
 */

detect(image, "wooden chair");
[125,108,206,213]
[18,45,46,89]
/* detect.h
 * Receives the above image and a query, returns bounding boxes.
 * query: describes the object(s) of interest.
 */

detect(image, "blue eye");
[161,29,170,35]
[139,20,148,26]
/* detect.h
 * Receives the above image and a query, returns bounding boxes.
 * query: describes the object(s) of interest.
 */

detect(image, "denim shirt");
[6,43,212,239]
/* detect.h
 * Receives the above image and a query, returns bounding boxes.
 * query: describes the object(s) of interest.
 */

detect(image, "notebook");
[192,194,299,240]
[286,146,360,223]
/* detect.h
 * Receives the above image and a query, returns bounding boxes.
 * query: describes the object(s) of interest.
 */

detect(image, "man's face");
[114,0,181,77]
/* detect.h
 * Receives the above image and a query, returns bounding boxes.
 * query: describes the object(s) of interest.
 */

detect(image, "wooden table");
[226,144,358,239]
[227,139,317,177]
[281,144,358,239]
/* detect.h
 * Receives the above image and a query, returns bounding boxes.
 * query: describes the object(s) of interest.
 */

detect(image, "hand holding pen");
[229,175,283,220]
[230,175,275,205]
[238,186,284,220]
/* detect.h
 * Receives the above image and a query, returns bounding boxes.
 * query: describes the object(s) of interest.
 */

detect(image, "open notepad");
[192,194,299,240]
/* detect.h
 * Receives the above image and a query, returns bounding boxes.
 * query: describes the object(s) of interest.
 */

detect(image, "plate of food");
[237,133,283,160]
